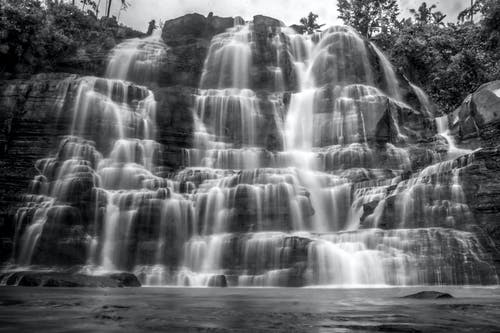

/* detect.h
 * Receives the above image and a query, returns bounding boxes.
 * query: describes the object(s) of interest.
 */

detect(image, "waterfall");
[9,19,498,287]
[172,22,497,286]
[105,33,167,85]
[435,115,473,159]
[10,33,188,279]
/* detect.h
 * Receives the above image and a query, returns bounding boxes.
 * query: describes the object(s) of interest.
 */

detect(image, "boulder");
[402,291,453,299]
[451,81,500,147]
[207,274,228,287]
[162,13,234,45]
[107,272,142,287]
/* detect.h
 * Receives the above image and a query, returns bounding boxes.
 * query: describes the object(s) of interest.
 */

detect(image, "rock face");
[461,147,500,264]
[153,86,196,170]
[160,13,235,87]
[452,81,500,148]
[0,74,78,262]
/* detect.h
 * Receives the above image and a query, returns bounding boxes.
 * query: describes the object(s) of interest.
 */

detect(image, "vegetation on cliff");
[0,0,142,76]
[337,0,500,113]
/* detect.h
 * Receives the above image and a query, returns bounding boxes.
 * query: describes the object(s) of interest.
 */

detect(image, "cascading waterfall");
[8,18,498,287]
[436,114,473,158]
[10,33,193,281]
[174,21,497,286]
[106,32,167,85]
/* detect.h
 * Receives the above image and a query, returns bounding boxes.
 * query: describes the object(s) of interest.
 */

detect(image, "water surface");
[1,287,499,332]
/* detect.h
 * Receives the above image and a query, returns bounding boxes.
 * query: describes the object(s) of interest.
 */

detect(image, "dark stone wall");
[461,147,500,267]
[160,13,235,87]
[0,74,78,262]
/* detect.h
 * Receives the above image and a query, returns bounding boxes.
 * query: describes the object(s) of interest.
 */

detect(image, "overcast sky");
[101,0,470,32]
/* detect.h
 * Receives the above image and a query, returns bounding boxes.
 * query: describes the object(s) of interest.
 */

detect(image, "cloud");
[101,0,469,32]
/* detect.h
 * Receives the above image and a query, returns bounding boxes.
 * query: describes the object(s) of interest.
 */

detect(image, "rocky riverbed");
[1,287,500,332]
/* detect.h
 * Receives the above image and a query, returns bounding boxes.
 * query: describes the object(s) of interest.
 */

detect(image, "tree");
[409,2,446,25]
[106,0,112,17]
[80,0,98,16]
[458,0,483,23]
[337,0,400,38]
[117,0,130,21]
[147,19,157,36]
[105,0,130,20]
[376,5,500,113]
[299,12,324,34]
[457,0,500,49]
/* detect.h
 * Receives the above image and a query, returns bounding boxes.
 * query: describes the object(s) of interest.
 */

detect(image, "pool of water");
[1,287,499,332]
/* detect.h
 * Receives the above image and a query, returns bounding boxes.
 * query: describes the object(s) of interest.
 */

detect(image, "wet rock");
[250,15,293,91]
[4,271,141,287]
[0,238,13,263]
[402,291,453,299]
[162,13,234,45]
[360,200,379,224]
[160,14,234,87]
[207,274,228,287]
[0,74,80,258]
[52,28,144,77]
[452,81,500,148]
[154,86,195,169]
[460,146,500,270]
[107,273,142,287]
[312,85,434,146]
[253,15,284,31]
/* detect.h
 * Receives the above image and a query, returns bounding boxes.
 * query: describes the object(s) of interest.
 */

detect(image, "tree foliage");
[409,2,446,25]
[372,1,500,113]
[0,0,142,75]
[299,12,324,34]
[334,0,500,112]
[337,0,400,38]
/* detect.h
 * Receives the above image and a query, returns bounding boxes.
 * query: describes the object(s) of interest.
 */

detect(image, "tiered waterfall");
[7,20,499,287]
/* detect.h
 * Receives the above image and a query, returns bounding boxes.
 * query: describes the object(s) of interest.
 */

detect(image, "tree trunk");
[96,0,101,17]
[106,0,112,17]
[470,0,474,23]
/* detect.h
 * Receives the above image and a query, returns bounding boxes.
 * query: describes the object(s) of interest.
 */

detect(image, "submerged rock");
[402,291,453,299]
[2,271,141,288]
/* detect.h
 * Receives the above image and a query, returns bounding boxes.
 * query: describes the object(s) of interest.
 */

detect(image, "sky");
[100,0,471,32]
